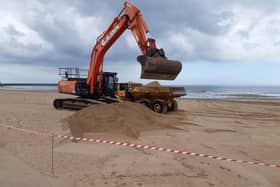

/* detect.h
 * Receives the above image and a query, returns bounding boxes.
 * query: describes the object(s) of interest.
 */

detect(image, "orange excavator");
[54,1,182,110]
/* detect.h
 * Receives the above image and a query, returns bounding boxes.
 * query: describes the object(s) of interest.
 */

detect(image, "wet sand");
[0,90,279,187]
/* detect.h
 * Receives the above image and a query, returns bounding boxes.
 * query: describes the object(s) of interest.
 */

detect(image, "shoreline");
[182,97,280,103]
[0,87,57,93]
[0,89,57,93]
[1,89,280,103]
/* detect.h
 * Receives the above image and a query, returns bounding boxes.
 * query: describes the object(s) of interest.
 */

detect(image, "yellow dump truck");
[116,82,186,113]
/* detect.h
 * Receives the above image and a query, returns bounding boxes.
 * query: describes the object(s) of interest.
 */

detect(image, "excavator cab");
[137,48,182,80]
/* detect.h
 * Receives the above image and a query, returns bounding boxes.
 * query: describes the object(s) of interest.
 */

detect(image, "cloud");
[158,3,280,62]
[0,0,280,84]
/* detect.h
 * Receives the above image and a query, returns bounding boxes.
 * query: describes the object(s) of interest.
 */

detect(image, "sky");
[0,0,280,85]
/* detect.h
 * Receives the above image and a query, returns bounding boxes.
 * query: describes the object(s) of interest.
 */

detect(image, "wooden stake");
[51,133,54,175]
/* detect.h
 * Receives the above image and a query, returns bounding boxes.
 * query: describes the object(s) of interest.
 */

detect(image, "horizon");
[1,82,279,87]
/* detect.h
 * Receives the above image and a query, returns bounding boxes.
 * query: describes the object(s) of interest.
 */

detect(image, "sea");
[183,85,280,99]
[1,85,280,99]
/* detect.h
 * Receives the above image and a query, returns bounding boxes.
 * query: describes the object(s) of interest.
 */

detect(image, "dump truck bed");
[129,85,186,101]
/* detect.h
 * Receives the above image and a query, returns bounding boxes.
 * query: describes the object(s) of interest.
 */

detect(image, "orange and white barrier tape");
[0,124,279,169]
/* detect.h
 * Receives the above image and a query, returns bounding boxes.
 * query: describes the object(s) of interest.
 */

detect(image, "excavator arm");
[87,1,182,95]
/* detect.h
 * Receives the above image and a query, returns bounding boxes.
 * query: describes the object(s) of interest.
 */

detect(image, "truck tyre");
[139,99,151,108]
[169,100,178,111]
[152,100,168,113]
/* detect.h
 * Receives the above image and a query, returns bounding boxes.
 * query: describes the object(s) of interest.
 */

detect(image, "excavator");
[53,1,184,112]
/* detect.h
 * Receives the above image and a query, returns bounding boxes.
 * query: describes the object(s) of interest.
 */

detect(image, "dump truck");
[117,82,186,113]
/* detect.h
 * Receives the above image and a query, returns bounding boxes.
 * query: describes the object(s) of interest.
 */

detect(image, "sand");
[67,101,176,139]
[145,81,160,87]
[0,90,280,187]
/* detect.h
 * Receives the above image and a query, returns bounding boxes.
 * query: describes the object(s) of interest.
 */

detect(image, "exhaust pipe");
[137,55,182,80]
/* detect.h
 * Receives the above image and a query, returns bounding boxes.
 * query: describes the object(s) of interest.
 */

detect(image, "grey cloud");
[1,0,280,69]
[130,0,234,35]
[4,25,25,37]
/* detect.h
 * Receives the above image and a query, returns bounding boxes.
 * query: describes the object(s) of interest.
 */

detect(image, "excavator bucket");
[137,55,182,80]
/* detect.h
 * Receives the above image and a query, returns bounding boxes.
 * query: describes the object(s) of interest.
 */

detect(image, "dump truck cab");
[116,82,143,100]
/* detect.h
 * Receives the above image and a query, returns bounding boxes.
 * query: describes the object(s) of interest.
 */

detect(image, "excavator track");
[53,97,119,110]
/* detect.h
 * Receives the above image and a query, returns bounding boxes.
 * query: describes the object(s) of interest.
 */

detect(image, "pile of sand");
[144,81,160,87]
[67,102,175,139]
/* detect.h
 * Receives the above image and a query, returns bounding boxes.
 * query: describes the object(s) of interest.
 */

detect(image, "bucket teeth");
[137,55,182,80]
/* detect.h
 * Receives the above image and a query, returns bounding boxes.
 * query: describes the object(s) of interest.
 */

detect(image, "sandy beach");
[0,90,279,187]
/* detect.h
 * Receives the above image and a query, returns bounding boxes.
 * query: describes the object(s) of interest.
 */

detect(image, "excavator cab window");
[102,72,118,97]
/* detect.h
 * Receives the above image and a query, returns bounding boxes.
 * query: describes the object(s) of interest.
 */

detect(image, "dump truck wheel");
[139,99,151,108]
[169,100,178,111]
[152,100,168,113]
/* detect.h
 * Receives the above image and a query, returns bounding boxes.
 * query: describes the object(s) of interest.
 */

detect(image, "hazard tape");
[0,124,279,169]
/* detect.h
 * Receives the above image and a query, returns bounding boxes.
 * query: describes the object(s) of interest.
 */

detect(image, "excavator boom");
[87,1,182,95]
